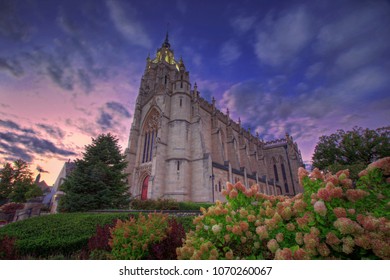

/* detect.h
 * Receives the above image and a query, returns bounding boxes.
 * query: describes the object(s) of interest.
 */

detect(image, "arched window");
[142,109,160,163]
[281,163,288,193]
[273,164,279,182]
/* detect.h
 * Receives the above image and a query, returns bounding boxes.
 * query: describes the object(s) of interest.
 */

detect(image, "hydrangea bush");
[177,157,390,260]
[109,213,169,260]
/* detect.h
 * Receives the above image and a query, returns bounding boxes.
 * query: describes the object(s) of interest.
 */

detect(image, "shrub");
[81,219,119,260]
[148,218,186,260]
[177,158,390,260]
[130,198,214,211]
[177,201,214,211]
[0,212,130,258]
[130,198,179,210]
[0,235,18,259]
[0,202,24,213]
[109,213,169,260]
[0,202,24,223]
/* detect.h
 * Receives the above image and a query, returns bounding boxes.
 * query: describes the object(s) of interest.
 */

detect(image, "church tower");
[125,34,212,202]
[125,34,304,202]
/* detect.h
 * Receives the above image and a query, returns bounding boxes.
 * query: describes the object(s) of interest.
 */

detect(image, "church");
[124,34,304,203]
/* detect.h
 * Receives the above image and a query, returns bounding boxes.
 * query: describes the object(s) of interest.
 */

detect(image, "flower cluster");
[109,213,169,260]
[177,157,390,260]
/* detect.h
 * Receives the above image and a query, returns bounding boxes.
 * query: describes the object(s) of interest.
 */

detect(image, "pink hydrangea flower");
[342,237,355,254]
[234,181,246,192]
[267,239,279,253]
[330,187,343,199]
[334,217,363,235]
[295,232,304,245]
[345,189,369,202]
[226,182,234,192]
[255,225,269,240]
[274,248,293,260]
[310,168,324,180]
[303,232,319,249]
[354,234,371,250]
[333,207,347,218]
[326,232,341,246]
[317,243,331,257]
[314,200,327,216]
[317,188,331,201]
[239,221,249,232]
[232,225,242,235]
[294,248,309,260]
[367,157,390,176]
[281,206,292,220]
[286,223,296,231]
[276,233,284,243]
[292,199,307,214]
[298,167,309,185]
[211,224,221,234]
[229,189,238,199]
[296,216,308,229]
[247,214,256,222]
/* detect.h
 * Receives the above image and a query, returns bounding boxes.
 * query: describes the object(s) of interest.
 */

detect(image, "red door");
[141,176,149,200]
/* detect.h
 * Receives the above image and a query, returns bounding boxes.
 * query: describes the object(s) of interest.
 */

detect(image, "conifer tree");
[0,159,42,204]
[59,133,129,212]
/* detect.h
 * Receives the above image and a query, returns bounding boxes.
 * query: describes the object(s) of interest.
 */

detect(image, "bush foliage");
[0,213,130,258]
[177,157,390,260]
[130,198,213,211]
[109,213,169,260]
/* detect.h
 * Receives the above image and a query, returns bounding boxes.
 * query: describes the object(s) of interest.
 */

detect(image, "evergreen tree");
[59,133,129,212]
[0,159,42,204]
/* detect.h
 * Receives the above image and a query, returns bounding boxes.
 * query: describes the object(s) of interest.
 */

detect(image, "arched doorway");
[141,176,149,200]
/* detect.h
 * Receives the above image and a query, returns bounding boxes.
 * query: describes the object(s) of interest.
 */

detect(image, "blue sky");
[0,0,389,184]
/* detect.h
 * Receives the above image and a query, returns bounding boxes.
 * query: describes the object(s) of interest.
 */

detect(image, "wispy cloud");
[219,40,241,66]
[254,6,314,66]
[0,119,34,133]
[106,101,131,118]
[106,0,152,49]
[0,131,76,163]
[0,57,23,77]
[36,123,66,140]
[230,15,256,34]
[0,0,30,42]
[176,0,187,15]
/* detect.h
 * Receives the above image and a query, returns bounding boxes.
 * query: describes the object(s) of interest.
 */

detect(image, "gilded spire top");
[162,31,170,49]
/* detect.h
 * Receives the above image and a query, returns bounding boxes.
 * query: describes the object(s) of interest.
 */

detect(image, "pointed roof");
[162,32,170,49]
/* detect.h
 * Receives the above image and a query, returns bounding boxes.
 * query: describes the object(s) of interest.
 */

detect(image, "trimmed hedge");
[130,198,214,211]
[0,213,131,258]
[0,212,196,259]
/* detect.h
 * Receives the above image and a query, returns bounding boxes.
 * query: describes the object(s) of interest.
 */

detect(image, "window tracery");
[141,109,160,163]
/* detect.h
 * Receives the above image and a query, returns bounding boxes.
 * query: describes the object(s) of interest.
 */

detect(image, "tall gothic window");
[273,164,279,182]
[142,109,160,163]
[281,163,289,193]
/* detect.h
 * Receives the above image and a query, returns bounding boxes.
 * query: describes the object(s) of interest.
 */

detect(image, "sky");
[0,0,389,185]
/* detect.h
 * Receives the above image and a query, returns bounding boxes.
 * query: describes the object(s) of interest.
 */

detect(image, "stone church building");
[124,35,304,202]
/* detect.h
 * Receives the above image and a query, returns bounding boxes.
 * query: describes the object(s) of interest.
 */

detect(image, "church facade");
[124,35,304,202]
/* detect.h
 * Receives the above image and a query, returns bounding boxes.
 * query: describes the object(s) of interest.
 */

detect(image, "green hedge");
[130,198,214,211]
[0,213,131,258]
[0,212,196,259]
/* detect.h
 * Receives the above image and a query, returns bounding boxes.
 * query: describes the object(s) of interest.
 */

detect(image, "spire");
[162,31,170,49]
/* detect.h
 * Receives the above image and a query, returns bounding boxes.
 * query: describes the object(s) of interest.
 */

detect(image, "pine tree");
[59,133,129,212]
[0,159,42,204]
